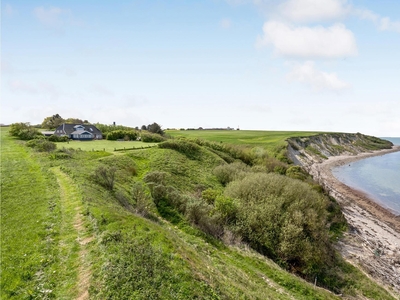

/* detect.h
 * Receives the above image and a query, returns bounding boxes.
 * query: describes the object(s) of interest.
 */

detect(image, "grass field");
[1,126,396,299]
[167,130,322,155]
[55,139,157,152]
[1,128,61,298]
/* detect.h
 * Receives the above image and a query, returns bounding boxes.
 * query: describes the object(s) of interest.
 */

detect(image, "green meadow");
[1,126,396,299]
[167,129,321,155]
[55,139,157,152]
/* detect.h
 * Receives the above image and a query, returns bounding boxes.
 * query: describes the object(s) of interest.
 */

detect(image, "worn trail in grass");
[51,167,93,299]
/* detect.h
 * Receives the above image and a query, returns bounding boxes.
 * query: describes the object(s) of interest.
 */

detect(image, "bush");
[212,195,237,225]
[93,165,117,190]
[185,196,223,238]
[213,162,250,185]
[201,188,221,204]
[26,138,56,152]
[225,172,338,281]
[158,140,201,158]
[141,132,166,143]
[9,123,43,140]
[285,165,307,181]
[106,130,139,141]
[131,182,154,217]
[48,135,69,142]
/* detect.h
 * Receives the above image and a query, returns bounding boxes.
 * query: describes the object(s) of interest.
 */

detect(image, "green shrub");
[26,138,56,152]
[131,182,154,217]
[141,132,166,143]
[212,195,237,225]
[201,188,221,204]
[93,165,117,190]
[158,140,201,158]
[9,123,43,140]
[213,162,250,185]
[106,129,139,141]
[185,196,223,238]
[285,166,307,181]
[225,172,338,282]
[48,135,69,142]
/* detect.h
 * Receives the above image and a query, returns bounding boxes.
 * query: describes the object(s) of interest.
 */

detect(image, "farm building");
[54,124,103,140]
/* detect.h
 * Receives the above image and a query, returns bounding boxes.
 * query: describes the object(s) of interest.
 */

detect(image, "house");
[54,123,103,140]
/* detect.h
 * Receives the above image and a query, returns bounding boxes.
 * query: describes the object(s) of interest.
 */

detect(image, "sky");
[1,0,400,136]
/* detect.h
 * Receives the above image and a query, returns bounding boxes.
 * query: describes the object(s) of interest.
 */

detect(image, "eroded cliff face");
[286,133,400,297]
[287,132,393,167]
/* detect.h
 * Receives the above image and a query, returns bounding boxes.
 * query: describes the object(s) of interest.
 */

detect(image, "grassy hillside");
[1,127,396,299]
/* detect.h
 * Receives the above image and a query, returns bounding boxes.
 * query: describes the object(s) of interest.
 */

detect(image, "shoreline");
[308,146,400,294]
[315,146,400,225]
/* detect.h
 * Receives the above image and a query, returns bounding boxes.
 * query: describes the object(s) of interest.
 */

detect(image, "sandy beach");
[307,146,400,295]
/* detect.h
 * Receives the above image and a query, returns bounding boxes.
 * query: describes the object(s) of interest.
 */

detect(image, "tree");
[9,122,42,140]
[41,114,64,129]
[147,122,164,135]
[65,118,84,124]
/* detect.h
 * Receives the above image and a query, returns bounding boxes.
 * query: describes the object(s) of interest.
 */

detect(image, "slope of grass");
[0,129,60,298]
[1,126,396,299]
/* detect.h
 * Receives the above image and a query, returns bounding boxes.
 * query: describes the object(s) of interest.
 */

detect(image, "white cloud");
[220,18,232,29]
[33,6,69,27]
[279,0,350,23]
[286,61,350,91]
[257,21,357,59]
[354,8,400,33]
[378,17,400,33]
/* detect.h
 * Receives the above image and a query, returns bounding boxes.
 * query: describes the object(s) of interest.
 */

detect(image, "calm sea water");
[332,138,400,215]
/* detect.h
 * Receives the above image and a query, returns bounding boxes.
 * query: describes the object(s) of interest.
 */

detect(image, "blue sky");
[2,0,400,136]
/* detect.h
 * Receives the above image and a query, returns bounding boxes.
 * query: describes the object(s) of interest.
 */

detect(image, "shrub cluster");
[141,132,166,143]
[143,171,223,237]
[94,123,135,134]
[106,130,139,141]
[158,140,201,158]
[26,138,57,152]
[213,162,250,185]
[93,165,117,190]
[191,138,254,165]
[224,172,342,285]
[9,123,43,140]
[48,135,69,142]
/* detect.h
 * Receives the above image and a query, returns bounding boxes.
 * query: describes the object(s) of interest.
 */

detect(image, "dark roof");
[70,130,93,135]
[55,124,102,135]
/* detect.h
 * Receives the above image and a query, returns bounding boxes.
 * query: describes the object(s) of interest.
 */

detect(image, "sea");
[332,138,400,215]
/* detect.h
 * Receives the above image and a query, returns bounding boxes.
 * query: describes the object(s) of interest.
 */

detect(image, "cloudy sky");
[2,0,400,136]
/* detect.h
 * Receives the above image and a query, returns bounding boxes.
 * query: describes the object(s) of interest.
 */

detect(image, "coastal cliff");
[287,132,393,166]
[287,133,400,296]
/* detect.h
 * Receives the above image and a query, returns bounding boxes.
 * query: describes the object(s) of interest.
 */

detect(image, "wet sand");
[308,146,400,295]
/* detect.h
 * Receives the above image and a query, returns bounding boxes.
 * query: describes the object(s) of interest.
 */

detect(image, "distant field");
[167,130,321,154]
[55,140,157,152]
[167,130,320,145]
